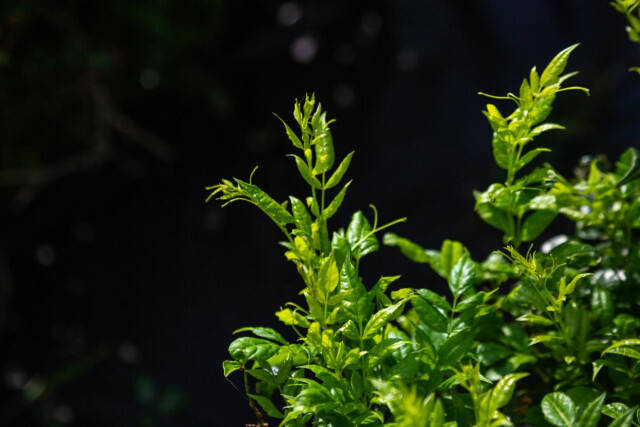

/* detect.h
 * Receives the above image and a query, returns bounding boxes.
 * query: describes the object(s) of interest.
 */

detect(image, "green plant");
[209,27,640,427]
[612,0,640,73]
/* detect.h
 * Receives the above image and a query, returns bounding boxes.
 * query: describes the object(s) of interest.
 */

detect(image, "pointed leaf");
[233,327,288,345]
[490,372,529,410]
[325,151,354,189]
[577,393,605,427]
[248,394,284,419]
[288,154,322,189]
[449,255,476,298]
[323,180,351,219]
[236,180,294,225]
[609,407,637,427]
[274,113,303,148]
[540,44,580,87]
[347,211,379,259]
[362,300,406,340]
[542,392,577,427]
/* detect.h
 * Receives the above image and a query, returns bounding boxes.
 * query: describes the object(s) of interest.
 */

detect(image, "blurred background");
[0,0,638,425]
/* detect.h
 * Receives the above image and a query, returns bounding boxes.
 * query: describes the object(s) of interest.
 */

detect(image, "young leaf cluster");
[612,0,640,73]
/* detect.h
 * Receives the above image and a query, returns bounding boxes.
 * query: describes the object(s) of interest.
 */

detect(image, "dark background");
[0,1,638,425]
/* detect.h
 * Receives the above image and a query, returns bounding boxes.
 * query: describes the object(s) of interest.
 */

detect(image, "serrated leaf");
[233,326,288,345]
[325,151,354,189]
[235,180,294,225]
[362,300,406,340]
[602,339,640,356]
[577,393,605,427]
[347,211,379,260]
[248,394,284,418]
[609,407,637,427]
[541,392,577,427]
[290,196,313,237]
[412,294,448,333]
[540,44,580,87]
[438,328,473,365]
[449,255,475,298]
[323,180,351,219]
[288,154,322,189]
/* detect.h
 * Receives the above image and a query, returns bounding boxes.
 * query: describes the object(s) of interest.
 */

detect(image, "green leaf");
[520,210,557,241]
[609,407,637,427]
[228,337,280,363]
[529,123,565,138]
[288,154,322,189]
[229,181,292,226]
[603,403,631,420]
[541,392,577,427]
[274,113,303,148]
[222,360,242,377]
[362,300,406,340]
[617,147,640,187]
[602,339,640,357]
[383,233,435,264]
[439,240,468,280]
[317,253,339,301]
[416,288,452,312]
[449,255,476,298]
[492,132,511,170]
[290,196,313,237]
[490,372,529,410]
[484,104,507,131]
[412,294,448,333]
[313,130,335,174]
[233,327,288,345]
[323,180,351,219]
[540,44,580,87]
[276,308,310,328]
[438,328,473,365]
[517,313,554,326]
[517,147,552,170]
[248,393,284,419]
[476,342,513,365]
[347,211,379,260]
[577,393,605,427]
[325,151,354,189]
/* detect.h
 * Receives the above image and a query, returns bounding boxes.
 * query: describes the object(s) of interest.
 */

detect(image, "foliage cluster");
[209,13,640,427]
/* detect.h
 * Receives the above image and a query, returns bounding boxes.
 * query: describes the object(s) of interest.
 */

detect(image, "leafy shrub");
[208,11,640,427]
